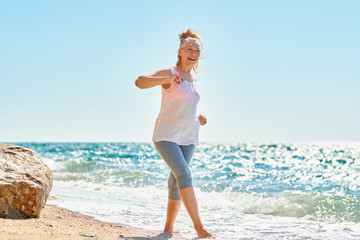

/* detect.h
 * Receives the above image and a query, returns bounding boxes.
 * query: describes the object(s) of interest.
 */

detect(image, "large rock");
[0,143,52,218]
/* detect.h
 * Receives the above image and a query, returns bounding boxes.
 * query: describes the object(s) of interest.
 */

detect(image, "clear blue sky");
[1,0,359,142]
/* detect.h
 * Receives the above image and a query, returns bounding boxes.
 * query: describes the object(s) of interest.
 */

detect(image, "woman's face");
[179,41,201,66]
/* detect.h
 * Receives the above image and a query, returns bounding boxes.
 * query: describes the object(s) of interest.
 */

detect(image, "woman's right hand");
[169,74,184,85]
[162,75,183,89]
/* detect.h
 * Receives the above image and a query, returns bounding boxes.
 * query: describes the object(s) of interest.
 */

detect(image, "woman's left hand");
[198,114,207,126]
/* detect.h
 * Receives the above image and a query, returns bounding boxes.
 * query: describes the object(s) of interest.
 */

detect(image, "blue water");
[14,142,360,239]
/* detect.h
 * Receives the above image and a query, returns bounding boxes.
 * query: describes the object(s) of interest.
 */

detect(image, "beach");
[5,142,360,240]
[0,203,181,240]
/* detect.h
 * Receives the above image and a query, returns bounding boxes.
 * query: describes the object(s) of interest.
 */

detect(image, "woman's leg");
[163,144,196,232]
[154,141,212,238]
[154,141,192,232]
[163,197,181,233]
[167,144,195,201]
[179,187,212,238]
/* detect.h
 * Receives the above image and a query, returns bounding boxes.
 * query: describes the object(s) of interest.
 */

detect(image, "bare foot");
[195,225,213,239]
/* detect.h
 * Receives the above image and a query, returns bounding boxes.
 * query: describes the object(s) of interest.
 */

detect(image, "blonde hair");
[176,29,203,73]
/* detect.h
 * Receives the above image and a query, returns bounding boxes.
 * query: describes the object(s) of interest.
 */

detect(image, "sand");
[0,204,182,240]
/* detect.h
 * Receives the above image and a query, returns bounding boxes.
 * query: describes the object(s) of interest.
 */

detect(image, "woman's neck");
[176,63,192,74]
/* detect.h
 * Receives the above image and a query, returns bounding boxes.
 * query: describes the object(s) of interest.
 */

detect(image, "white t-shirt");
[152,67,200,145]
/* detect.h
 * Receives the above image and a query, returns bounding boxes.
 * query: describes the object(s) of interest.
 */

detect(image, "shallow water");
[14,142,360,239]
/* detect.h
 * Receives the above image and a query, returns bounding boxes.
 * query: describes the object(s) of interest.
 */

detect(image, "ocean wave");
[198,190,360,223]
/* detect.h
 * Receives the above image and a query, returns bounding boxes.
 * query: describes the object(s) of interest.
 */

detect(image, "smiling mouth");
[188,57,196,61]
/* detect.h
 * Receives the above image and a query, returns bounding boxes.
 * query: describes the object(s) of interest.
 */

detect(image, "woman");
[135,29,212,239]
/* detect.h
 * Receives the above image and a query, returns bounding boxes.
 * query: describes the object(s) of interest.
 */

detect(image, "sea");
[13,142,360,239]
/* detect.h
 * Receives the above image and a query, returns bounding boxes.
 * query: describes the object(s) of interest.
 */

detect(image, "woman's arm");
[135,68,182,89]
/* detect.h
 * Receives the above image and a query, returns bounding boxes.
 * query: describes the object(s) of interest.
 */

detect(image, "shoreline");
[0,204,182,240]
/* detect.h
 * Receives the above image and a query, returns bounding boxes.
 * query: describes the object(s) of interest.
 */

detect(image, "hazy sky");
[1,0,359,142]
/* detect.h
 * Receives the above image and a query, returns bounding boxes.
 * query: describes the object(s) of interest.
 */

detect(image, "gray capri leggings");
[154,141,195,201]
